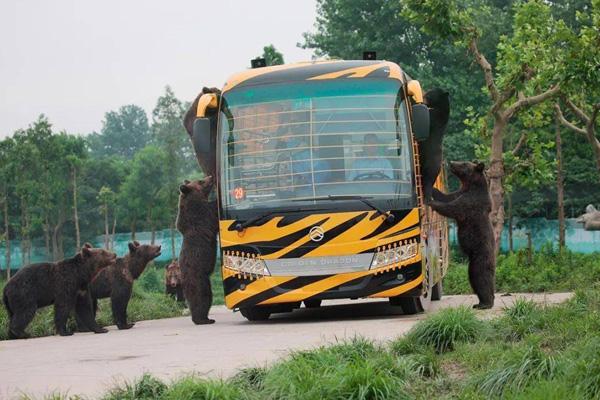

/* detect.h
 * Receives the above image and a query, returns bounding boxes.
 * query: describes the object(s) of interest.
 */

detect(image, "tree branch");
[511,132,527,155]
[555,103,586,136]
[588,103,600,130]
[564,97,590,125]
[468,37,499,103]
[504,84,561,119]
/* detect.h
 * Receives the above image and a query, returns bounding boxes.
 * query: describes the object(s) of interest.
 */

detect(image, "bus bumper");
[223,261,423,310]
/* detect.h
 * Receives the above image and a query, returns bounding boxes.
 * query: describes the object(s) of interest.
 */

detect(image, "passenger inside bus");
[348,134,394,181]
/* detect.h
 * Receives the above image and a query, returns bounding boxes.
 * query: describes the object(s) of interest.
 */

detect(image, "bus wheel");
[240,306,272,321]
[389,296,424,315]
[303,299,322,309]
[431,280,443,301]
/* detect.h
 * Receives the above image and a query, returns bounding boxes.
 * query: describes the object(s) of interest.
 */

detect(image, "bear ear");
[128,242,137,253]
[82,246,92,257]
[476,162,485,172]
[133,240,140,247]
[183,179,190,184]
[179,184,192,195]
[83,242,92,249]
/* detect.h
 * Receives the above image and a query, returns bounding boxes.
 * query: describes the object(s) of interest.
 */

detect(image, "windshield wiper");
[233,207,325,232]
[293,195,395,224]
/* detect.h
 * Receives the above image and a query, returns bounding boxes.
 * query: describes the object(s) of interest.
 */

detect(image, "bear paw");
[117,323,135,330]
[94,327,109,334]
[58,330,74,336]
[473,303,493,310]
[193,318,215,325]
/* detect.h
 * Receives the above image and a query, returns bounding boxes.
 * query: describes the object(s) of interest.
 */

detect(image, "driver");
[349,134,394,180]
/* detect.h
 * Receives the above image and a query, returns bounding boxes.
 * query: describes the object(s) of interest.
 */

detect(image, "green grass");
[0,264,225,341]
[16,283,600,399]
[445,246,600,295]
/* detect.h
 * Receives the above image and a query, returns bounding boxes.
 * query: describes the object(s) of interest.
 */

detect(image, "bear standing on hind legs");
[419,88,450,202]
[176,177,219,324]
[429,161,496,309]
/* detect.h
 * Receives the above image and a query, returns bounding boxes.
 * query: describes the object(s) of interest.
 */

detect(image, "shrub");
[563,337,600,399]
[407,306,484,353]
[161,376,243,400]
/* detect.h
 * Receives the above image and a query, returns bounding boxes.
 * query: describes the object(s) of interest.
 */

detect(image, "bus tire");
[240,306,271,321]
[431,280,443,301]
[303,299,322,309]
[389,296,424,315]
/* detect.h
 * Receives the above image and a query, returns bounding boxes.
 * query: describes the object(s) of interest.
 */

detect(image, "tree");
[97,186,116,250]
[404,0,567,253]
[118,145,168,242]
[90,105,150,158]
[554,0,600,175]
[152,86,189,259]
[0,138,14,278]
[259,44,284,66]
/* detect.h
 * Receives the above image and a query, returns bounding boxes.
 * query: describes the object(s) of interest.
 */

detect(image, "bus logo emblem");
[309,226,325,242]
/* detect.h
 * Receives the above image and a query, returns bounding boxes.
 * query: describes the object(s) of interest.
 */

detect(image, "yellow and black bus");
[192,59,449,321]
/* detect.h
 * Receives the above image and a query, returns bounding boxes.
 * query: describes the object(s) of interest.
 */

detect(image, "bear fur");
[76,241,161,331]
[183,87,221,178]
[165,259,185,303]
[419,88,450,202]
[176,177,219,324]
[429,161,495,309]
[2,244,116,339]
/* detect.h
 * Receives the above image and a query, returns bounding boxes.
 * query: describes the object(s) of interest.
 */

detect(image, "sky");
[0,0,317,137]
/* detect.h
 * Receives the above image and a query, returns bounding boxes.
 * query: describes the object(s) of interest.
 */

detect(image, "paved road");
[0,293,571,399]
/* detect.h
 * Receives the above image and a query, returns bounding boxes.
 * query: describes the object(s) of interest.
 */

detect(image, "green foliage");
[445,248,600,294]
[102,374,167,400]
[259,44,284,66]
[406,306,484,352]
[90,105,151,159]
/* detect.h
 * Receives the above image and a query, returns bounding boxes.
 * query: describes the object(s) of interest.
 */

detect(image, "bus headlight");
[370,241,418,269]
[223,254,271,276]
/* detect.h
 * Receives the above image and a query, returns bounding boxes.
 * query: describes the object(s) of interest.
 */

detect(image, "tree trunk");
[556,118,566,250]
[4,191,10,279]
[103,204,109,250]
[131,222,136,241]
[151,226,156,245]
[43,216,50,259]
[72,167,81,249]
[587,128,600,175]
[111,215,117,250]
[489,117,507,255]
[170,223,176,262]
[507,193,513,253]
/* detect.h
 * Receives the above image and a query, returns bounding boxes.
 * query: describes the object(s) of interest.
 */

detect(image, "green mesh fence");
[0,218,598,270]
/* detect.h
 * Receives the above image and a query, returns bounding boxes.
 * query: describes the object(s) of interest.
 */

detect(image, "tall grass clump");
[563,337,600,399]
[498,298,542,341]
[102,374,167,400]
[407,306,484,353]
[477,343,561,397]
[160,376,243,400]
[259,337,413,400]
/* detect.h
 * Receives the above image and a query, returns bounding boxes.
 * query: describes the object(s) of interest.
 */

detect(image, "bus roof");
[222,60,406,93]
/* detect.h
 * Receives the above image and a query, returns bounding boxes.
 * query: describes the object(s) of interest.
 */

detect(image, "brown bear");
[76,241,161,331]
[429,161,495,309]
[419,88,450,202]
[2,244,116,339]
[176,177,219,324]
[165,259,185,303]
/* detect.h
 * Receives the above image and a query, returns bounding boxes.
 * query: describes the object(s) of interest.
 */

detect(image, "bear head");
[179,176,214,201]
[424,88,450,120]
[449,161,487,188]
[126,240,161,278]
[80,243,117,277]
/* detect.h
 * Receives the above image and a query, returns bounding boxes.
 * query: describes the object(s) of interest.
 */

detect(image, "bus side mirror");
[192,118,212,155]
[412,104,430,142]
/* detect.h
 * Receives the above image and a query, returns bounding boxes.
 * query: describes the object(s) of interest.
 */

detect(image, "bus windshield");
[218,79,416,219]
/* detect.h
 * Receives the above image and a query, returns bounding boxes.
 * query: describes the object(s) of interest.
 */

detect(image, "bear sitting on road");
[419,88,450,202]
[165,259,185,303]
[3,244,116,339]
[76,241,161,331]
[429,161,496,309]
[176,177,219,325]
